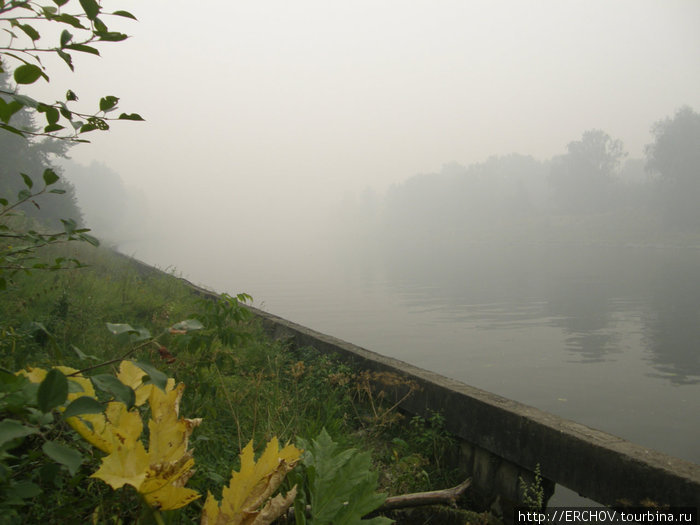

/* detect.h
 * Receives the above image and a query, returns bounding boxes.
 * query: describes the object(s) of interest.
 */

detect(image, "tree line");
[338,106,700,248]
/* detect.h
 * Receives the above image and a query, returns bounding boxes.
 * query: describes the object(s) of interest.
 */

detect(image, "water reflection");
[381,244,700,382]
[643,254,700,384]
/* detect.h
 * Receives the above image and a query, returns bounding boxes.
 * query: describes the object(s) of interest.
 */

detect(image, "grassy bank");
[0,243,498,524]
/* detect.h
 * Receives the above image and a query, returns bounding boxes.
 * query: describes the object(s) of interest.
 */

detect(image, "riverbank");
[0,243,499,524]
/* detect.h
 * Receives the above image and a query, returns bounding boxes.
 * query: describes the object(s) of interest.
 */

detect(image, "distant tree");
[0,1,141,289]
[0,73,83,229]
[645,106,700,229]
[549,130,626,213]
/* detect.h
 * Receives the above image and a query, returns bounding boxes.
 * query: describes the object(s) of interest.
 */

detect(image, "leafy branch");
[0,0,143,141]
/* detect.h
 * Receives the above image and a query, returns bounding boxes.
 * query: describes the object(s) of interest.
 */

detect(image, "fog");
[9,0,700,470]
[16,0,686,291]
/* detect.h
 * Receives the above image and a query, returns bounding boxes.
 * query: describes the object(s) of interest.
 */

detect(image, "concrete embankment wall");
[244,306,700,512]
[118,253,700,512]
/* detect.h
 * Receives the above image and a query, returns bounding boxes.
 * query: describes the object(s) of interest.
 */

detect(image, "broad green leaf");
[170,319,204,331]
[11,93,38,108]
[20,173,33,189]
[42,440,83,476]
[43,168,60,185]
[54,13,85,28]
[38,369,68,413]
[79,122,98,133]
[0,98,24,124]
[118,112,145,121]
[113,10,137,20]
[64,43,99,55]
[4,481,41,501]
[45,106,60,124]
[19,23,40,41]
[53,0,70,6]
[91,374,135,409]
[93,17,108,33]
[63,396,103,419]
[44,123,64,133]
[99,96,119,112]
[14,64,45,85]
[60,29,72,47]
[132,361,167,390]
[106,322,135,335]
[57,49,74,70]
[65,90,78,102]
[97,31,128,42]
[0,123,26,137]
[79,0,100,19]
[0,419,38,448]
[71,344,100,361]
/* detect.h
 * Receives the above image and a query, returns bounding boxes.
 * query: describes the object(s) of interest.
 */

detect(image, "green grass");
[0,242,474,524]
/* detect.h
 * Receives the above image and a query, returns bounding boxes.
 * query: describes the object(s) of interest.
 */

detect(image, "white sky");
[16,0,700,275]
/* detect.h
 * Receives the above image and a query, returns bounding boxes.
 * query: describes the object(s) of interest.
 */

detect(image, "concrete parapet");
[113,254,700,510]
[248,304,700,509]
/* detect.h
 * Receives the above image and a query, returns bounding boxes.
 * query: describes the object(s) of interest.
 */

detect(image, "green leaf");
[299,429,390,525]
[20,173,33,189]
[93,17,108,33]
[14,64,45,85]
[79,0,100,20]
[96,31,128,42]
[0,419,38,448]
[12,93,38,108]
[0,98,24,124]
[106,322,136,335]
[0,123,26,137]
[44,123,64,133]
[118,112,145,121]
[99,95,119,112]
[54,13,86,28]
[90,374,135,409]
[65,90,78,102]
[71,344,99,361]
[64,43,99,56]
[53,0,70,6]
[4,481,41,501]
[63,396,103,419]
[170,319,204,332]
[60,29,72,47]
[132,361,167,390]
[42,440,83,476]
[19,23,40,41]
[112,10,137,20]
[45,106,60,125]
[38,369,68,413]
[105,323,150,342]
[43,168,60,185]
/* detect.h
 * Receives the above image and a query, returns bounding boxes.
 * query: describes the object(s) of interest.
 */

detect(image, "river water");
[222,243,700,465]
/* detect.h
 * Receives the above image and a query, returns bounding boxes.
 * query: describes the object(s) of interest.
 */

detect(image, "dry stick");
[286,478,472,521]
[378,477,472,511]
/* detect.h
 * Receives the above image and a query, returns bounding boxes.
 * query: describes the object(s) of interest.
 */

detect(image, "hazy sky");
[23,0,700,274]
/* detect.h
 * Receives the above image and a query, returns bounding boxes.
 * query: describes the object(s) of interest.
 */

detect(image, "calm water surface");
[222,245,700,475]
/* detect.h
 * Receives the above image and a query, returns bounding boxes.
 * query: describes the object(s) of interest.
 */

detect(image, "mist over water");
[46,5,700,502]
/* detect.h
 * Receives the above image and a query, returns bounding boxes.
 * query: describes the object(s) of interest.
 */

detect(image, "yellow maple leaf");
[91,438,149,490]
[201,438,302,525]
[117,360,176,407]
[69,401,143,454]
[90,365,202,511]
[17,365,96,402]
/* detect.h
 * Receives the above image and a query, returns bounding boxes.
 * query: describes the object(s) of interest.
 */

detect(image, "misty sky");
[24,0,700,273]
